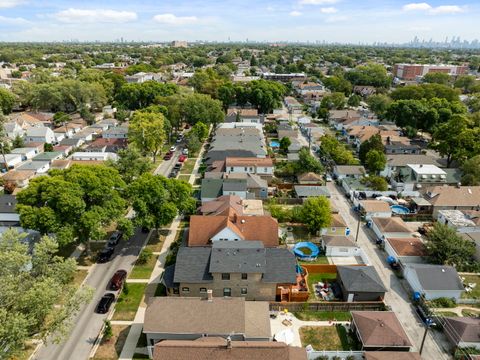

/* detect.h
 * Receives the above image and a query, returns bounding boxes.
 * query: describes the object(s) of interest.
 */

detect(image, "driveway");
[326,182,451,359]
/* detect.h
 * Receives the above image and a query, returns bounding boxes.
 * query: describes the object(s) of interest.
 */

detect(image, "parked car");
[107,231,123,247]
[325,174,333,182]
[95,293,115,314]
[97,247,114,263]
[176,136,183,143]
[169,170,178,178]
[182,148,189,155]
[178,154,187,162]
[173,163,182,171]
[109,270,127,290]
[169,146,177,152]
[163,153,172,160]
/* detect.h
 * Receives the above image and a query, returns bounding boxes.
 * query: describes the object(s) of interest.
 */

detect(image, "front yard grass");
[179,158,197,175]
[72,269,89,287]
[129,255,158,279]
[10,340,38,360]
[144,229,167,253]
[294,310,352,321]
[299,325,351,351]
[461,274,480,299]
[112,283,147,321]
[92,325,130,360]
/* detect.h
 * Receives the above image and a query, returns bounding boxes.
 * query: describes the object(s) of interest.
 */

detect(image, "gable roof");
[331,213,348,228]
[360,200,391,213]
[386,237,427,257]
[153,338,307,360]
[144,297,271,339]
[188,213,279,247]
[371,217,411,234]
[210,241,266,274]
[337,266,387,293]
[294,185,330,198]
[198,195,245,216]
[334,165,366,175]
[425,186,480,207]
[386,154,443,167]
[297,172,323,182]
[405,264,463,291]
[173,247,213,284]
[352,311,412,347]
[443,317,480,344]
[322,235,357,248]
[226,157,273,167]
[364,352,421,360]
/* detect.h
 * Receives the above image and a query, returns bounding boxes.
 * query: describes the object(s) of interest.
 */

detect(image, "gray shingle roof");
[405,264,463,291]
[209,241,266,274]
[223,179,247,192]
[337,266,387,293]
[0,194,17,214]
[173,247,213,283]
[263,248,297,283]
[200,179,223,199]
[294,185,330,198]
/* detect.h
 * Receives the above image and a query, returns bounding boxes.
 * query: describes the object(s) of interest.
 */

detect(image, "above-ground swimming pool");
[391,205,410,214]
[270,140,280,148]
[293,241,320,259]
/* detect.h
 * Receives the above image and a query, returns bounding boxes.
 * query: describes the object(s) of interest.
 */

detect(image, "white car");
[182,148,189,155]
[169,146,177,152]
[325,174,333,182]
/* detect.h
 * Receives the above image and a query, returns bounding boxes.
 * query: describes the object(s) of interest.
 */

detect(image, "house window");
[331,227,336,232]
[173,288,179,295]
[182,287,190,293]
[222,273,230,280]
[244,167,248,171]
[241,288,248,295]
[223,288,231,297]
[199,287,207,293]
[241,273,248,280]
[230,167,234,171]
[264,167,268,172]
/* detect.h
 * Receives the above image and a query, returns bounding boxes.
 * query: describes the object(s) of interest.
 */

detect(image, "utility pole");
[420,319,434,355]
[355,215,361,243]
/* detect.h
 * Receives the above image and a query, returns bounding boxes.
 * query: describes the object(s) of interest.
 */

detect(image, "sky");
[0,0,479,43]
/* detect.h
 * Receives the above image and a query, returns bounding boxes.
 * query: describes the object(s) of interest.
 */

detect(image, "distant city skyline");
[0,0,479,44]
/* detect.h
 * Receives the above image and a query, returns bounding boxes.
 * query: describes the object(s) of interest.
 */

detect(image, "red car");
[109,270,127,290]
[163,153,172,160]
[178,154,187,162]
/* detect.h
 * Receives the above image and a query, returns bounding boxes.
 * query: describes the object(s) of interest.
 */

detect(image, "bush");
[122,282,129,295]
[103,320,113,341]
[137,248,153,265]
[429,297,456,308]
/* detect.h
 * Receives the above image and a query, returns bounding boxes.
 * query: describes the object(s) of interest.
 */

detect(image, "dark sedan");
[95,293,115,314]
[97,247,114,263]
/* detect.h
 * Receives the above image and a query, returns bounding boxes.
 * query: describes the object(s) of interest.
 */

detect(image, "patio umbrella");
[274,329,295,345]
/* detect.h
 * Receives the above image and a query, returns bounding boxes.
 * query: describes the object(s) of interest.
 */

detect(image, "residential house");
[50,159,72,170]
[162,241,296,300]
[1,154,23,169]
[188,210,278,247]
[224,112,265,124]
[437,210,480,233]
[370,217,412,241]
[391,164,448,192]
[424,186,480,216]
[384,237,427,264]
[198,195,264,216]
[17,161,50,174]
[0,194,19,224]
[10,147,39,161]
[284,97,303,114]
[200,177,264,202]
[403,264,464,300]
[32,151,64,163]
[102,126,128,139]
[25,127,56,144]
[322,213,350,236]
[225,157,274,178]
[333,165,366,180]
[143,297,271,356]
[359,200,392,221]
[337,266,387,302]
[328,110,360,130]
[364,352,421,360]
[53,145,73,156]
[294,185,330,199]
[443,317,480,350]
[152,338,307,360]
[85,138,128,153]
[59,137,84,148]
[322,235,361,257]
[71,152,118,162]
[351,311,412,351]
[380,154,443,178]
[1,170,34,188]
[72,129,95,142]
[297,172,323,184]
[4,122,24,139]
[353,85,376,97]
[53,125,76,140]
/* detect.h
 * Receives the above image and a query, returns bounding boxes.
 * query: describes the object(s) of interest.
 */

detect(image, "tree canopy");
[461,155,480,185]
[0,88,16,114]
[297,196,332,234]
[128,110,166,162]
[115,81,178,110]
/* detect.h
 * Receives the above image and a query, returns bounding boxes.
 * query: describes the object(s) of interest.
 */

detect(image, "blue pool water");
[293,241,320,259]
[270,140,280,148]
[391,205,410,214]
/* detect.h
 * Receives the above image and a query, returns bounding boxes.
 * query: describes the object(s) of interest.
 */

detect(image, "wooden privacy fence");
[269,301,386,312]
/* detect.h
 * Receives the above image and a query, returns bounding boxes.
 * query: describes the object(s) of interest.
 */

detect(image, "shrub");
[103,320,113,341]
[122,282,129,295]
[430,297,456,308]
[137,248,153,265]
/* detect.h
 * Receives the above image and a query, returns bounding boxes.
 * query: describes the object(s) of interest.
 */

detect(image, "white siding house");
[71,152,118,161]
[370,217,412,241]
[25,127,56,144]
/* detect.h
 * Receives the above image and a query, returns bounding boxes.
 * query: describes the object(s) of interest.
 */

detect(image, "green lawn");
[299,256,329,265]
[307,272,337,300]
[145,229,167,253]
[299,325,352,351]
[72,269,89,287]
[112,283,147,321]
[179,158,197,174]
[294,310,352,321]
[129,255,158,279]
[461,275,480,299]
[177,174,191,181]
[462,309,480,317]
[436,311,459,317]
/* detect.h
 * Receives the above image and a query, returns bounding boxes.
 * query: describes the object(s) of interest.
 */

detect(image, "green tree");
[322,75,352,95]
[108,147,153,183]
[345,63,391,88]
[360,175,388,191]
[297,147,323,174]
[128,173,196,229]
[320,92,346,110]
[320,135,357,165]
[298,197,332,234]
[0,88,16,114]
[423,72,452,85]
[366,94,391,118]
[279,136,291,154]
[116,217,134,240]
[0,229,93,358]
[359,134,384,164]
[115,82,178,110]
[128,110,166,162]
[385,99,439,133]
[185,132,202,154]
[181,93,224,125]
[365,149,386,174]
[347,94,361,107]
[17,165,127,249]
[190,121,209,141]
[12,134,24,149]
[248,79,286,113]
[425,223,476,269]
[53,111,71,126]
[461,155,480,185]
[454,75,478,94]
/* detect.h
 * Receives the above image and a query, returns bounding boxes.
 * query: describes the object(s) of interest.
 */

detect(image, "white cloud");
[54,8,137,23]
[402,3,465,14]
[320,7,338,13]
[325,15,348,22]
[289,10,302,16]
[0,15,29,25]
[429,5,464,14]
[299,0,339,5]
[0,0,25,8]
[153,13,198,25]
[403,2,432,11]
